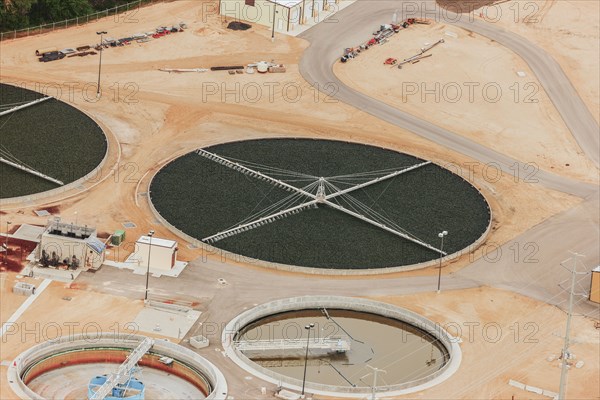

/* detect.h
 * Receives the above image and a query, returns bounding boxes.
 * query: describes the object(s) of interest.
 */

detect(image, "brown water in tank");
[236,309,449,388]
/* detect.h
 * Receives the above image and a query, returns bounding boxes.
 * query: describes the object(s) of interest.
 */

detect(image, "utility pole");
[96,31,107,97]
[144,230,155,302]
[301,323,315,397]
[558,252,588,400]
[271,3,277,42]
[4,221,11,264]
[436,230,448,293]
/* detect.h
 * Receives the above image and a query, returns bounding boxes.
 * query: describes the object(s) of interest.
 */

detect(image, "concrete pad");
[10,224,44,242]
[21,264,83,282]
[133,306,201,339]
[33,210,51,217]
[103,259,188,277]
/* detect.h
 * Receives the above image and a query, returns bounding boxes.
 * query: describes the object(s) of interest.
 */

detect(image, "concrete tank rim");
[221,295,462,398]
[7,333,227,400]
[147,136,493,275]
[0,82,118,208]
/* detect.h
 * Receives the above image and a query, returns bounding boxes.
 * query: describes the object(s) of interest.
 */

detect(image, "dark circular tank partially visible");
[150,138,491,270]
[0,83,107,199]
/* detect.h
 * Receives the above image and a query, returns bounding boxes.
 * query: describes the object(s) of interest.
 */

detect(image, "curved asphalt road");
[298,0,599,198]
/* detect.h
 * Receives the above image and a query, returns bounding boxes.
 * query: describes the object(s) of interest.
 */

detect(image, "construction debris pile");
[35,22,188,63]
[227,21,252,31]
[340,18,431,63]
[160,60,286,75]
[396,38,444,69]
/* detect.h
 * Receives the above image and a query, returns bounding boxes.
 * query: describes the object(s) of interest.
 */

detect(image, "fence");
[0,0,163,42]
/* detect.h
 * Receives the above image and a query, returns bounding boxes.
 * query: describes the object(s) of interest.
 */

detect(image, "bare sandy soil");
[334,21,598,182]
[377,287,600,400]
[0,273,31,325]
[466,0,600,124]
[0,1,595,399]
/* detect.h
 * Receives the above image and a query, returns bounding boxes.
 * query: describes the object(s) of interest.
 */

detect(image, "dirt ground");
[0,1,596,399]
[434,0,599,124]
[334,21,598,183]
[376,287,600,400]
[470,0,600,125]
[0,273,31,324]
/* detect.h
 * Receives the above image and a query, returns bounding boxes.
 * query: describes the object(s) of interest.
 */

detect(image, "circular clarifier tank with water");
[223,296,461,397]
[8,334,227,400]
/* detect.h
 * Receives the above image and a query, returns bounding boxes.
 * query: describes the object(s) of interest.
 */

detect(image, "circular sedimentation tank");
[8,333,227,400]
[0,83,108,200]
[150,138,492,272]
[223,296,461,397]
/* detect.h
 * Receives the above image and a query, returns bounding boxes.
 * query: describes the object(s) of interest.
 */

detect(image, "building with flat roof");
[38,219,106,270]
[135,236,178,271]
[219,0,340,33]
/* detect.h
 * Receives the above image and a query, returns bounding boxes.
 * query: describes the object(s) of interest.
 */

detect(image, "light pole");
[365,365,386,400]
[301,323,315,397]
[4,221,11,264]
[436,230,447,293]
[96,31,107,98]
[144,230,155,302]
[271,3,277,42]
[558,253,586,400]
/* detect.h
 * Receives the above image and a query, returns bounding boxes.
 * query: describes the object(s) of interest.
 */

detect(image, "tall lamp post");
[4,221,11,264]
[436,230,448,293]
[96,31,107,98]
[271,3,277,42]
[366,365,387,400]
[301,323,315,397]
[144,230,155,302]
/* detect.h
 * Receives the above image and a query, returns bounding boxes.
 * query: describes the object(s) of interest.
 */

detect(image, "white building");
[135,236,178,271]
[220,0,341,33]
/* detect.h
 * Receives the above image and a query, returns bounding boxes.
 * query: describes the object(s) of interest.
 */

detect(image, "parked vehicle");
[39,51,65,62]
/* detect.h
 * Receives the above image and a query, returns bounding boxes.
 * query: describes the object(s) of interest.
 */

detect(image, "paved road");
[298,0,599,198]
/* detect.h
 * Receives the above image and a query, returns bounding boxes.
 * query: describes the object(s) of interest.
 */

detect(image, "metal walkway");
[0,96,51,117]
[236,337,351,354]
[197,148,444,255]
[89,337,154,400]
[0,156,64,185]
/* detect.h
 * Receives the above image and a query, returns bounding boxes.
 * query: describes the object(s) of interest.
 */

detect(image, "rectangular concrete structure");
[135,236,178,271]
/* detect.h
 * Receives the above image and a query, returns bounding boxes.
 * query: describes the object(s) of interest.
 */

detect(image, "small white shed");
[135,236,178,271]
